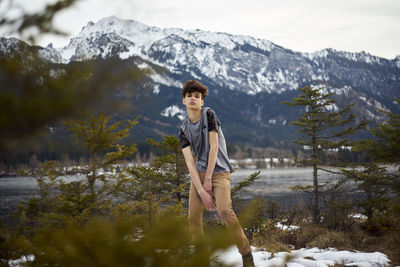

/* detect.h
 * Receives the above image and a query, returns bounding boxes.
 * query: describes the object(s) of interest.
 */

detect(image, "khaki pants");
[188,171,251,255]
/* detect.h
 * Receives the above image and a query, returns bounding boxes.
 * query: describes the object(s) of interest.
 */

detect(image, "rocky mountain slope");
[1,16,399,147]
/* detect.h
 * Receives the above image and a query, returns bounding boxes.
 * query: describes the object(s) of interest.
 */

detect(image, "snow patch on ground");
[275,222,299,231]
[8,246,392,267]
[8,255,35,267]
[215,246,391,267]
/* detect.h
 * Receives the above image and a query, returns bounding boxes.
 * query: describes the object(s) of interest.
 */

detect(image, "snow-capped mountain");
[1,16,399,146]
[39,16,399,98]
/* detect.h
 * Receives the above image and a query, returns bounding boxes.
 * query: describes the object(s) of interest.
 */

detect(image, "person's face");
[183,91,204,110]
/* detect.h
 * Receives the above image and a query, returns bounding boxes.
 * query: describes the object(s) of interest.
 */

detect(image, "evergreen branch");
[231,170,261,195]
[1,0,78,44]
[317,167,343,175]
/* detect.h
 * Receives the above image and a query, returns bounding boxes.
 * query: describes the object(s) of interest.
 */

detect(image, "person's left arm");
[203,110,219,194]
[204,131,218,194]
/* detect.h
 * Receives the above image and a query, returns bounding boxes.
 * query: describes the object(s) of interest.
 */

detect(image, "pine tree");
[13,113,138,227]
[282,86,366,224]
[355,98,400,166]
[231,170,261,216]
[114,135,189,225]
[148,135,189,203]
[340,164,391,219]
[340,98,400,232]
[62,112,139,194]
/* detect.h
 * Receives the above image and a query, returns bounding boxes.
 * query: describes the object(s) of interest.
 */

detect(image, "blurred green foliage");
[13,210,234,267]
[0,47,145,153]
[0,2,253,259]
[0,0,146,154]
[1,112,237,266]
[0,0,78,44]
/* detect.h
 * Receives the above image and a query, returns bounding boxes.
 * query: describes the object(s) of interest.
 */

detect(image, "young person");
[178,80,254,267]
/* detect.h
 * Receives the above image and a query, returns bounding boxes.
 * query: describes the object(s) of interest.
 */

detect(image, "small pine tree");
[282,86,366,224]
[341,164,391,219]
[147,135,189,203]
[113,135,190,225]
[14,112,139,230]
[341,98,400,233]
[231,170,261,209]
[62,112,139,194]
[355,98,400,166]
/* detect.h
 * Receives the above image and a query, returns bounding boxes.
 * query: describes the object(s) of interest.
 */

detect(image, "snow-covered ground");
[215,246,391,267]
[6,222,392,267]
[8,247,392,267]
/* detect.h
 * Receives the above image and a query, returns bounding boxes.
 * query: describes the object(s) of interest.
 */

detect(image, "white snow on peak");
[78,16,151,40]
[34,16,397,96]
[161,105,186,121]
[56,15,274,64]
[315,84,351,96]
[359,96,367,102]
[304,49,329,60]
[306,48,384,65]
[148,71,182,91]
[358,95,389,119]
[134,61,182,94]
[395,55,400,68]
[325,103,338,112]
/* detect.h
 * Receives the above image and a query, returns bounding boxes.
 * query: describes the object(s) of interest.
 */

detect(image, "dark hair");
[182,80,208,99]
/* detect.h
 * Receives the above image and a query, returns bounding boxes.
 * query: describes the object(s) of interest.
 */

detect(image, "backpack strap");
[202,107,210,130]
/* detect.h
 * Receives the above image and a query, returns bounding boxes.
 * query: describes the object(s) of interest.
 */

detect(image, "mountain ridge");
[1,16,399,147]
[35,16,399,98]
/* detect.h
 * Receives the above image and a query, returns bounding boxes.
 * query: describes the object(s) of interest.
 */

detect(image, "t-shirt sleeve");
[207,109,220,132]
[178,128,191,149]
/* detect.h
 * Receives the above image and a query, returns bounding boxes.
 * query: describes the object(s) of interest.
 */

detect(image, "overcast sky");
[4,0,400,59]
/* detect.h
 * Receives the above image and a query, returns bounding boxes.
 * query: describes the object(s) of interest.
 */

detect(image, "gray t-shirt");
[178,107,234,173]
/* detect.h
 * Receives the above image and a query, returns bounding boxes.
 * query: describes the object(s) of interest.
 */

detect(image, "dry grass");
[250,219,292,254]
[252,220,400,266]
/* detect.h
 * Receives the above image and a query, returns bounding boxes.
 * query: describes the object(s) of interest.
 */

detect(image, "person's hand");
[199,190,216,211]
[203,178,212,194]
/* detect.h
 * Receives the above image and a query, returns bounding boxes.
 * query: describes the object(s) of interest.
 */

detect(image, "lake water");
[230,167,338,209]
[0,167,338,224]
[231,167,335,194]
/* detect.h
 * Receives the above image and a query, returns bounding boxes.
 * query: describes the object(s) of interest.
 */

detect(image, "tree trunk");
[89,153,97,194]
[313,161,319,224]
[312,135,319,224]
[175,151,182,202]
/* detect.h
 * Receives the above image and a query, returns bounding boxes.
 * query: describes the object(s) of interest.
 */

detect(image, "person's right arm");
[182,146,216,211]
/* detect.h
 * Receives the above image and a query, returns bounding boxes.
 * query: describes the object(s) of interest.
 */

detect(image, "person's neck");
[187,108,202,123]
